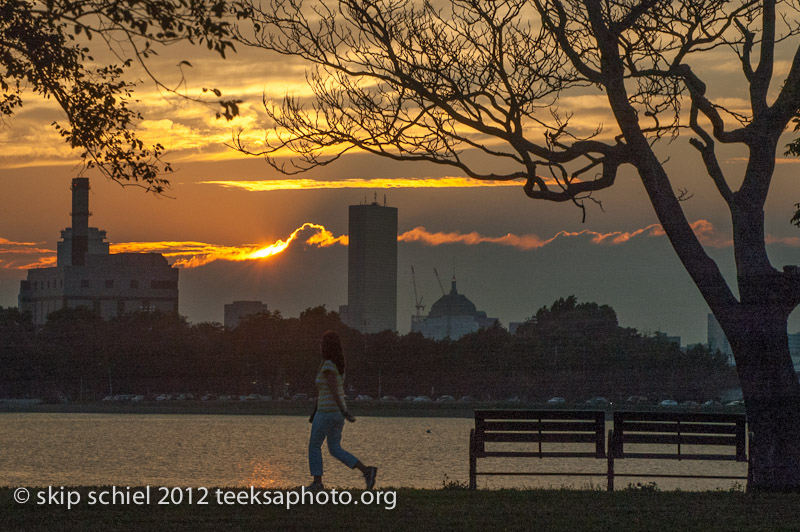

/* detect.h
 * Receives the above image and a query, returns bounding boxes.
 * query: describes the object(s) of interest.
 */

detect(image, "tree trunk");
[588,5,800,491]
[724,309,800,491]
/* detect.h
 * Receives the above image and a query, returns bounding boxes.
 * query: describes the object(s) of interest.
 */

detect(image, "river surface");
[0,413,747,490]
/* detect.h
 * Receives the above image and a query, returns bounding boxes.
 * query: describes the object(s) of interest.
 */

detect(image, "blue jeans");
[308,411,359,477]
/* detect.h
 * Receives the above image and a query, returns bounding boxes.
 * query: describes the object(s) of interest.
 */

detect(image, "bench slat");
[620,434,738,446]
[477,471,608,477]
[482,432,601,443]
[615,452,742,461]
[614,411,744,423]
[611,472,747,479]
[483,420,603,432]
[476,451,603,458]
[476,410,605,421]
[618,421,740,435]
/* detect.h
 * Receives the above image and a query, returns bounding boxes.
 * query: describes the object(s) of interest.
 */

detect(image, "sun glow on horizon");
[110,223,348,268]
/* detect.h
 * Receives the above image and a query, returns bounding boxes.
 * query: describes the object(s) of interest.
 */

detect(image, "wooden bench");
[469,409,607,489]
[607,411,749,490]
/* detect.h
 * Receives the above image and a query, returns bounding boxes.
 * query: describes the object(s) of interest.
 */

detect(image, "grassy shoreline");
[2,487,798,531]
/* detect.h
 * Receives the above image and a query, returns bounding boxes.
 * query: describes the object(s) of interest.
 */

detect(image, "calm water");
[0,413,747,490]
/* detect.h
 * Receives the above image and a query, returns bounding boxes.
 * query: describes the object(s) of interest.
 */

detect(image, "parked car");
[291,393,309,401]
[413,396,432,403]
[546,397,566,405]
[626,395,649,405]
[356,395,373,401]
[585,397,609,406]
[437,395,456,403]
[659,399,678,407]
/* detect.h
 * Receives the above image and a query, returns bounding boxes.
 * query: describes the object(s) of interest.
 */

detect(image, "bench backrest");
[611,411,747,461]
[473,410,606,458]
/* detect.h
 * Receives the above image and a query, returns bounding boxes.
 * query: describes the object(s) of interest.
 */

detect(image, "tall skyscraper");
[341,199,397,333]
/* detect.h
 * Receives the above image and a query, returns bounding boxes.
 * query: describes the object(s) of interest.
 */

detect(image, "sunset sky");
[1,16,800,346]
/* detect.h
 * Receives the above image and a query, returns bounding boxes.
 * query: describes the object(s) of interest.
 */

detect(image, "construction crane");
[411,266,425,317]
[433,267,446,296]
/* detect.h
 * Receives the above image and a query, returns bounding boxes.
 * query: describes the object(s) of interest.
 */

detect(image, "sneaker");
[307,482,325,492]
[363,466,377,490]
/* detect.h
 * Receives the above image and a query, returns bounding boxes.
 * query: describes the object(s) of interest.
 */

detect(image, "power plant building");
[340,199,397,333]
[18,178,179,324]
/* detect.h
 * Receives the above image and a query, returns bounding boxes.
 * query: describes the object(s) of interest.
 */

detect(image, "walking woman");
[308,330,377,491]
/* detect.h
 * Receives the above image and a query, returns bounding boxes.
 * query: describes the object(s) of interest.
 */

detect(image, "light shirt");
[316,359,346,413]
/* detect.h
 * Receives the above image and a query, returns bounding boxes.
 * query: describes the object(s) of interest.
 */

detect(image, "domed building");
[411,277,497,340]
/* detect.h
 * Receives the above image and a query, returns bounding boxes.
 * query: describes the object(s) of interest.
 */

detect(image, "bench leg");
[607,429,615,492]
[746,431,754,492]
[469,428,477,490]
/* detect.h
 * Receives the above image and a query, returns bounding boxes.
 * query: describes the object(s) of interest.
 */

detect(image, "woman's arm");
[325,371,355,422]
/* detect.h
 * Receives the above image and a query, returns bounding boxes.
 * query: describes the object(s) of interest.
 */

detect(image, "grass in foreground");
[2,486,799,532]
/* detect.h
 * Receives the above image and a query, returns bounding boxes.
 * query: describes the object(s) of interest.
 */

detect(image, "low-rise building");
[224,300,269,328]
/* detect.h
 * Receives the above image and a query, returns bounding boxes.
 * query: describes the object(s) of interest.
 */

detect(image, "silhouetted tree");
[0,299,735,403]
[1,0,237,191]
[232,310,286,395]
[0,307,35,396]
[39,307,105,397]
[231,0,800,491]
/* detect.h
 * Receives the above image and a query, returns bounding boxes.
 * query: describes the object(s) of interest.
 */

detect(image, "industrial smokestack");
[70,178,90,266]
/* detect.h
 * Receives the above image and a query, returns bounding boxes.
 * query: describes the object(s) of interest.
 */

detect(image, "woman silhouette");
[308,330,377,491]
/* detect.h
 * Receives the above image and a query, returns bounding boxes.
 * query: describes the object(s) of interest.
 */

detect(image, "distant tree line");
[0,296,737,402]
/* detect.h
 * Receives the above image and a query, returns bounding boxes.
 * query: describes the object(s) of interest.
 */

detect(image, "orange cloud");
[201,177,529,191]
[766,235,800,247]
[0,237,42,247]
[11,257,58,269]
[0,238,55,270]
[398,221,727,250]
[727,157,800,165]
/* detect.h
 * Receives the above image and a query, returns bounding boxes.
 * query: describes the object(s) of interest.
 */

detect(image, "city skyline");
[1,164,800,345]
[1,11,800,345]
